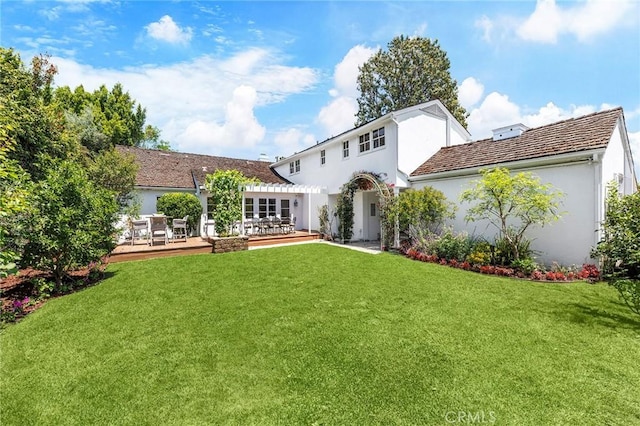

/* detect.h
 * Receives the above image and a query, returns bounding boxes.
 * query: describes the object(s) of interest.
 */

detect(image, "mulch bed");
[1,266,99,323]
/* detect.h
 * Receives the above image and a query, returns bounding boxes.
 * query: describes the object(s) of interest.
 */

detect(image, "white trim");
[243,183,327,194]
[409,149,607,182]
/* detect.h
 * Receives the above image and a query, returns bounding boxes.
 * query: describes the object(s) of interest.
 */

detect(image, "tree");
[356,35,467,127]
[390,186,455,242]
[53,83,147,148]
[156,193,203,235]
[19,160,119,287]
[1,48,70,180]
[460,168,564,263]
[141,125,171,151]
[592,183,640,315]
[86,148,138,209]
[205,170,258,235]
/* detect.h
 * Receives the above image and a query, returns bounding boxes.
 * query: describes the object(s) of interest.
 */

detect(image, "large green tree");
[53,83,147,148]
[356,35,467,127]
[460,168,564,262]
[1,48,70,180]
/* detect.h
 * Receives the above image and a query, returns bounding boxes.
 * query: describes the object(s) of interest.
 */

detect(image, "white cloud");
[51,49,318,155]
[273,128,316,157]
[475,15,494,43]
[458,77,485,109]
[145,15,193,45]
[467,93,599,139]
[517,0,563,43]
[178,86,265,153]
[318,97,358,138]
[483,0,634,44]
[316,44,376,137]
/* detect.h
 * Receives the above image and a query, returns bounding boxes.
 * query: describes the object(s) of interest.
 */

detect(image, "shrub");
[156,192,203,234]
[432,229,475,261]
[466,242,492,265]
[493,230,533,266]
[592,183,639,315]
[610,279,640,315]
[512,258,539,275]
[389,186,456,242]
[19,160,118,288]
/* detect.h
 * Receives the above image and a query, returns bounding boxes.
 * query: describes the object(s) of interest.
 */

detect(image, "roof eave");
[409,148,607,181]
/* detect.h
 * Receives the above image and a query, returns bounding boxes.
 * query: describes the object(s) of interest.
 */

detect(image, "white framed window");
[258,198,277,217]
[373,127,385,148]
[289,159,301,174]
[281,199,290,218]
[320,149,326,166]
[359,133,370,153]
[244,198,254,219]
[342,141,349,158]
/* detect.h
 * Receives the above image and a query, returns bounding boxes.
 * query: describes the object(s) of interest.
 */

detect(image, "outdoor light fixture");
[293,199,298,207]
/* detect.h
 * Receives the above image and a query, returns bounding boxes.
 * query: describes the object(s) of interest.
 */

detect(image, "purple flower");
[13,300,23,309]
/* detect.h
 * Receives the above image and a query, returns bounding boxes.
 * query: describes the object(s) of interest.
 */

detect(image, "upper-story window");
[320,149,326,166]
[342,141,349,158]
[359,133,370,153]
[289,159,301,174]
[373,127,385,148]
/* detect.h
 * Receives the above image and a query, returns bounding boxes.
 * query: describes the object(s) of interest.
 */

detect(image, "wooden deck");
[108,231,321,263]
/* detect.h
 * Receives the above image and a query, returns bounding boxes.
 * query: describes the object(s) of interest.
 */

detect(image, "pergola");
[241,183,327,235]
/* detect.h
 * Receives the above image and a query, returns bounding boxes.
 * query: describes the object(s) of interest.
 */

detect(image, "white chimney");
[492,123,528,141]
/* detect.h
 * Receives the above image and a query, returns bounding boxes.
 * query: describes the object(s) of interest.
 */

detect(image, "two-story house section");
[271,100,471,241]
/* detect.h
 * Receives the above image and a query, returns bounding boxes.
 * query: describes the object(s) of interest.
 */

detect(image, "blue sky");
[2,0,639,171]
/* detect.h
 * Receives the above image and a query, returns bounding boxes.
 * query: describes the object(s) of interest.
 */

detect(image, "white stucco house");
[409,107,637,265]
[270,100,472,241]
[121,100,636,266]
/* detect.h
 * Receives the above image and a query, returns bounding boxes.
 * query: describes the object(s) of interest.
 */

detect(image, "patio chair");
[291,216,297,233]
[172,215,188,242]
[259,217,271,234]
[272,217,282,234]
[280,217,291,234]
[130,219,148,246]
[149,216,168,246]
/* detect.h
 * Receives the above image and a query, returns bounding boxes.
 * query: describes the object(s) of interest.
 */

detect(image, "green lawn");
[1,244,639,425]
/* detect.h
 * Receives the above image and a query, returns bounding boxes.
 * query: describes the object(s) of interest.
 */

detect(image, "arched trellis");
[337,171,395,250]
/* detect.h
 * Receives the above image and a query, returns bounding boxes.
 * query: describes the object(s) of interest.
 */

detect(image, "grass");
[1,243,639,425]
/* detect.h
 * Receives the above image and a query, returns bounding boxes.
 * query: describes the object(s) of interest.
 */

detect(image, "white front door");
[364,192,380,241]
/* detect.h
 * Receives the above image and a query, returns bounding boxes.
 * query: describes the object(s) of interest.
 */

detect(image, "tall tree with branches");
[355,35,467,127]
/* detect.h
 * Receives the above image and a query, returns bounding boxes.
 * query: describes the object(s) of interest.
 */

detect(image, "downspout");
[391,115,401,248]
[445,113,451,147]
[592,153,602,254]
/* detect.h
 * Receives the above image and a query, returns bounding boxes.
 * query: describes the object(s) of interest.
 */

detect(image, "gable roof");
[116,146,288,189]
[410,108,623,177]
[272,99,471,166]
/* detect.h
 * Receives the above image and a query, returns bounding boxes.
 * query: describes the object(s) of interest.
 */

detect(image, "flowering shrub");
[579,264,600,281]
[405,244,600,284]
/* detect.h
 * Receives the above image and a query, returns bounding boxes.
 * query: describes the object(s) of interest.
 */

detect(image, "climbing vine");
[336,171,394,249]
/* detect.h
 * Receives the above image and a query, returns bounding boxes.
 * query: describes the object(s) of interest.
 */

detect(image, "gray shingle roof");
[411,108,622,177]
[116,146,288,189]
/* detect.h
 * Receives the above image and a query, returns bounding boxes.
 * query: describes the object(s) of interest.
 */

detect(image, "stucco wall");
[273,120,399,195]
[412,161,598,266]
[396,110,468,180]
